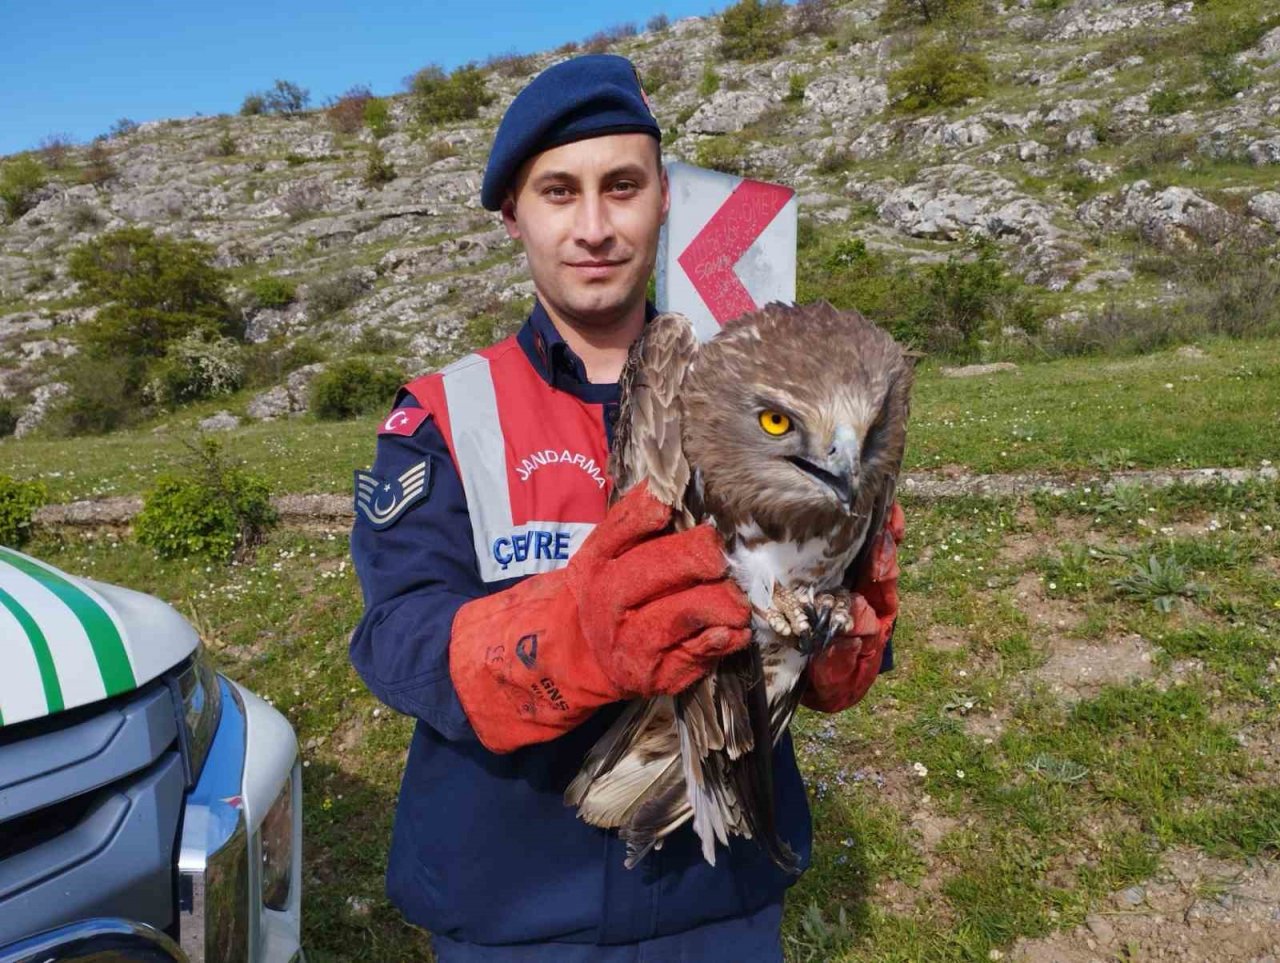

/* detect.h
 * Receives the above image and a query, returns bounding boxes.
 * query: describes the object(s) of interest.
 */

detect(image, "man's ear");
[659,165,671,225]
[501,194,521,240]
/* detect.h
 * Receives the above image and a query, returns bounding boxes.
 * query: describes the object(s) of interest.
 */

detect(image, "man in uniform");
[349,53,904,962]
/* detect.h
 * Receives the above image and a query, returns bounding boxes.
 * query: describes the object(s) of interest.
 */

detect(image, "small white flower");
[912,762,929,777]
[956,769,966,779]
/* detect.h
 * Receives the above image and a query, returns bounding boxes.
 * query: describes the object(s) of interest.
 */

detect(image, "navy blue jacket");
[349,302,890,946]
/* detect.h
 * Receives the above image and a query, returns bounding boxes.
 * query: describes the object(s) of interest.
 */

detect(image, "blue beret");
[481,54,661,211]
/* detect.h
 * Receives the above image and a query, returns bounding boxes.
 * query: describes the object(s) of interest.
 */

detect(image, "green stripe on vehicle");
[0,548,136,695]
[0,586,65,714]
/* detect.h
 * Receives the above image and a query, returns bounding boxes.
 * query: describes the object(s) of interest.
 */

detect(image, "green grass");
[16,473,1277,960]
[6,336,1278,503]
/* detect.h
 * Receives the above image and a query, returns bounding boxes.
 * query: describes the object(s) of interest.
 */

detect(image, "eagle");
[564,300,913,871]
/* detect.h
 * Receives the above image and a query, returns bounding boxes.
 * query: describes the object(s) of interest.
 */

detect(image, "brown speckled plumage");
[565,301,913,870]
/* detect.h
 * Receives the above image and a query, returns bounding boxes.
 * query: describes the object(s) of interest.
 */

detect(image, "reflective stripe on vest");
[439,350,604,583]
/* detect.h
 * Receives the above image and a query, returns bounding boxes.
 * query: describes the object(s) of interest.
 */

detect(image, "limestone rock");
[940,362,1019,378]
[1246,190,1280,229]
[199,410,241,431]
[14,382,69,438]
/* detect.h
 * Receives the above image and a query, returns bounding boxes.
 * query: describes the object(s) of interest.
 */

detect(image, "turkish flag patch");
[378,407,429,437]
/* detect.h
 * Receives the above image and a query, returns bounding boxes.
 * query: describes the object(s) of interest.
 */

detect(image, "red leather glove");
[449,482,753,753]
[801,501,904,714]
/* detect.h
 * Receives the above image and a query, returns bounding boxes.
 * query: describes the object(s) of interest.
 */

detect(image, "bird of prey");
[565,300,913,871]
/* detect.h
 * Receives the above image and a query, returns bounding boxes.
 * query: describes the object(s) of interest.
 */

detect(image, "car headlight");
[260,772,294,911]
[175,644,223,783]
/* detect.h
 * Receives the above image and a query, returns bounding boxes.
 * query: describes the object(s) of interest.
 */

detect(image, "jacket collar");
[516,298,657,403]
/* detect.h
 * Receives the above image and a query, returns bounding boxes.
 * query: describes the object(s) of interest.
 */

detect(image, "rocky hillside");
[2,0,1279,431]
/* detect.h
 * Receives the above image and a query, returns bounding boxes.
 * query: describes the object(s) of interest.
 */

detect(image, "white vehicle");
[0,547,304,962]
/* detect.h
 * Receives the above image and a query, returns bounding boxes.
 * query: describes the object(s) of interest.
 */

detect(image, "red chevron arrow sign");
[658,162,797,341]
[677,179,794,324]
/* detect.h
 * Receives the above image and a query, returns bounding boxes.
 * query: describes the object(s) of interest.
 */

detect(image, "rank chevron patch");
[354,460,432,530]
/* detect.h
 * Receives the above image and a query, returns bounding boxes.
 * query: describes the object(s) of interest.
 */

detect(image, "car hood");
[0,547,199,728]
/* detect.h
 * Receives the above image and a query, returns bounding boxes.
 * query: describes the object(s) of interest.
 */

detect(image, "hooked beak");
[787,426,860,510]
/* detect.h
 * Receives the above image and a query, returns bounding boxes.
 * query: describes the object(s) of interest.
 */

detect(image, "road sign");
[657,161,797,341]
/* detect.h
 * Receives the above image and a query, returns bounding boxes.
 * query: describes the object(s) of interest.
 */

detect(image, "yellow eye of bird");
[758,410,792,436]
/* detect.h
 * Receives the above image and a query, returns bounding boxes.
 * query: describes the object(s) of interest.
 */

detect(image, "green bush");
[897,238,1041,356]
[43,355,145,437]
[695,135,749,175]
[648,13,670,31]
[888,40,991,111]
[1203,55,1255,99]
[1,156,47,221]
[698,64,721,97]
[1149,88,1189,116]
[68,226,238,359]
[310,358,406,420]
[407,63,493,125]
[134,439,276,561]
[882,0,984,26]
[0,475,46,548]
[247,275,298,309]
[0,400,17,437]
[719,0,789,60]
[209,128,238,158]
[363,97,393,138]
[143,333,244,407]
[786,74,807,103]
[241,338,327,389]
[364,143,397,187]
[240,93,266,116]
[306,270,369,318]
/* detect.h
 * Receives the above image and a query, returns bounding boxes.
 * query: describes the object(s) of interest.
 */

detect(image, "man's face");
[501,133,669,328]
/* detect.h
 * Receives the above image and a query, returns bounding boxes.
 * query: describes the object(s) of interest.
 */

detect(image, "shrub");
[43,355,144,436]
[888,40,991,111]
[326,85,373,134]
[719,0,789,60]
[240,93,267,116]
[426,137,459,163]
[134,439,276,562]
[309,358,406,420]
[65,202,105,232]
[279,181,325,221]
[1,156,47,221]
[1203,55,1254,99]
[143,333,245,407]
[38,134,74,170]
[406,63,493,125]
[0,400,17,438]
[485,51,537,78]
[897,237,1041,356]
[363,97,393,138]
[241,338,327,389]
[698,64,722,97]
[648,13,671,31]
[793,0,836,36]
[264,79,311,116]
[247,275,298,309]
[0,476,46,548]
[109,118,138,138]
[79,141,115,185]
[209,128,238,157]
[1148,88,1189,116]
[786,74,807,103]
[68,226,237,359]
[882,0,984,26]
[364,143,397,187]
[305,270,369,318]
[695,135,749,175]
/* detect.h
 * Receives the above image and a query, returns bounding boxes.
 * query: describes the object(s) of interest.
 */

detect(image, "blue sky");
[0,0,722,156]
